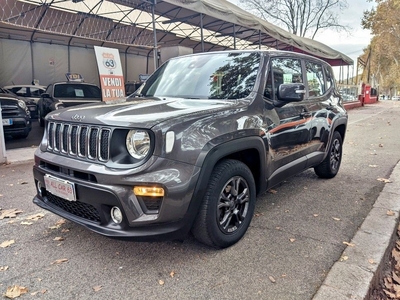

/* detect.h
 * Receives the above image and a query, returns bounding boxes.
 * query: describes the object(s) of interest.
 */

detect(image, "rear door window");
[305,61,325,97]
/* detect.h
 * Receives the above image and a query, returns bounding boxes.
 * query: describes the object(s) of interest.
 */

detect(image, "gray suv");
[32,50,347,248]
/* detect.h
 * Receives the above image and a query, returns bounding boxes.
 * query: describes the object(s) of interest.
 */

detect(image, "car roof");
[52,82,98,86]
[171,49,331,66]
[3,85,46,89]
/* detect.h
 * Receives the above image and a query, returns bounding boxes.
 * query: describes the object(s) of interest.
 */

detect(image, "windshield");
[54,84,101,99]
[139,52,260,99]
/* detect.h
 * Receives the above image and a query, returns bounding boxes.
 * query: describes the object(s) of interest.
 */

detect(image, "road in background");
[1,101,399,299]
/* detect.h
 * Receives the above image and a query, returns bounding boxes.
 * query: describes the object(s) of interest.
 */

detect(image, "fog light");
[37,181,42,196]
[110,206,123,224]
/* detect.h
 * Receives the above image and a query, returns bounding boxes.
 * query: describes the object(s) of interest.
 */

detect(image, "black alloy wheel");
[192,159,256,248]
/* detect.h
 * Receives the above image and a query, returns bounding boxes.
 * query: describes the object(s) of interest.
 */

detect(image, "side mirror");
[277,83,305,102]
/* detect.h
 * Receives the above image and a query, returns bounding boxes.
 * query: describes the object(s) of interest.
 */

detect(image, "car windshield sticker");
[75,89,84,97]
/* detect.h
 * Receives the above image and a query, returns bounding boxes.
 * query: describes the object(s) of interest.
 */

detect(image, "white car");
[3,84,46,105]
[391,95,400,101]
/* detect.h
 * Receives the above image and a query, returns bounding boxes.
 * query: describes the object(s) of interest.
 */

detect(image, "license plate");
[2,119,12,126]
[44,174,76,201]
[29,106,36,111]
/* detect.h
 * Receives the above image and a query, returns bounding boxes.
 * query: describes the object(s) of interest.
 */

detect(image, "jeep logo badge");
[71,114,85,122]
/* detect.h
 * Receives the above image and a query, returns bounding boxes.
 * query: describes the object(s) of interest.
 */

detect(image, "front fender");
[195,136,267,196]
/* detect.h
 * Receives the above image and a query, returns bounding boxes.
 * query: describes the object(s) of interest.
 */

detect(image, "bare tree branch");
[238,0,349,39]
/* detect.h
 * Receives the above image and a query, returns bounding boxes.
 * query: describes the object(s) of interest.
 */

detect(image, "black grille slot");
[48,123,54,149]
[46,193,101,223]
[70,125,78,155]
[79,126,88,157]
[62,125,69,153]
[100,130,110,161]
[89,128,98,159]
[47,122,111,162]
[55,124,61,151]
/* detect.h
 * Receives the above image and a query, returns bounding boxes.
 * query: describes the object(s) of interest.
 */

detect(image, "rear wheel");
[314,131,343,178]
[192,159,256,248]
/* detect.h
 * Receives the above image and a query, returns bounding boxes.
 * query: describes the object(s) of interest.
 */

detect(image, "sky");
[227,0,375,70]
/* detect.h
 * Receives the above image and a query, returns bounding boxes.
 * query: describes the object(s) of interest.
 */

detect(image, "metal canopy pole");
[233,24,236,49]
[152,0,158,71]
[200,13,204,52]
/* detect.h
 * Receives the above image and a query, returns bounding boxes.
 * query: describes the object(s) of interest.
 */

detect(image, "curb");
[344,101,363,110]
[313,161,400,299]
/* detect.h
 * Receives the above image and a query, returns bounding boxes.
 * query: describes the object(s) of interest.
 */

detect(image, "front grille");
[46,192,101,223]
[47,122,111,162]
[1,105,19,117]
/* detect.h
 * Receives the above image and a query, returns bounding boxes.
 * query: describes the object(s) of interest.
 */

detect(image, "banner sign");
[94,46,126,102]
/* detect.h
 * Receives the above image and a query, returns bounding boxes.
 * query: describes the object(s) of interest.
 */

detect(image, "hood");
[47,97,238,128]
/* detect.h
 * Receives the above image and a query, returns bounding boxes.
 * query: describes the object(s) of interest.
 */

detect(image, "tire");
[191,159,256,248]
[314,131,343,178]
[38,106,44,127]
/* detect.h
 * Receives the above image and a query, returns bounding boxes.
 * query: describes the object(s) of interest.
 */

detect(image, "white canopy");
[160,0,353,66]
[0,0,353,66]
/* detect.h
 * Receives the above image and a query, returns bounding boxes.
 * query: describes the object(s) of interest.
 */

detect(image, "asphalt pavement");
[1,100,400,299]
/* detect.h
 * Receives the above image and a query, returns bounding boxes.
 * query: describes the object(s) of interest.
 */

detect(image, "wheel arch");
[194,136,267,196]
[323,116,347,156]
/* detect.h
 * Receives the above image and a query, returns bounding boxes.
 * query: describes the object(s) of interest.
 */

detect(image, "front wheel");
[191,159,256,248]
[314,131,343,178]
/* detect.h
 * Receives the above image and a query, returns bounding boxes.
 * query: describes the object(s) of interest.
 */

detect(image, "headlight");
[126,130,150,159]
[17,100,27,110]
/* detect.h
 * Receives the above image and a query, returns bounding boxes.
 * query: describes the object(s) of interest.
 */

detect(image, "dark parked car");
[37,81,102,126]
[0,92,32,139]
[32,50,347,248]
[0,87,38,119]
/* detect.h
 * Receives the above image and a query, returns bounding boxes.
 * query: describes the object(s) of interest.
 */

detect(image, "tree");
[361,0,400,92]
[238,0,349,39]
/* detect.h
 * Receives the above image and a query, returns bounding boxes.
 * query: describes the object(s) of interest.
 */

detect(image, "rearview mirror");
[278,83,305,102]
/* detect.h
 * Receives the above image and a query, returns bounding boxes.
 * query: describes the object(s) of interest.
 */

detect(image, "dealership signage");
[94,46,126,102]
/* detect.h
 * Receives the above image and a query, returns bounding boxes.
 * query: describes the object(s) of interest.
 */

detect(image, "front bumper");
[3,117,31,137]
[32,150,202,241]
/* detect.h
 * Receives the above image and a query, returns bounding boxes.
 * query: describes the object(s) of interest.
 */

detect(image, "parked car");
[0,87,38,119]
[3,84,46,104]
[0,92,32,139]
[32,50,347,248]
[37,79,102,126]
[391,95,400,101]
